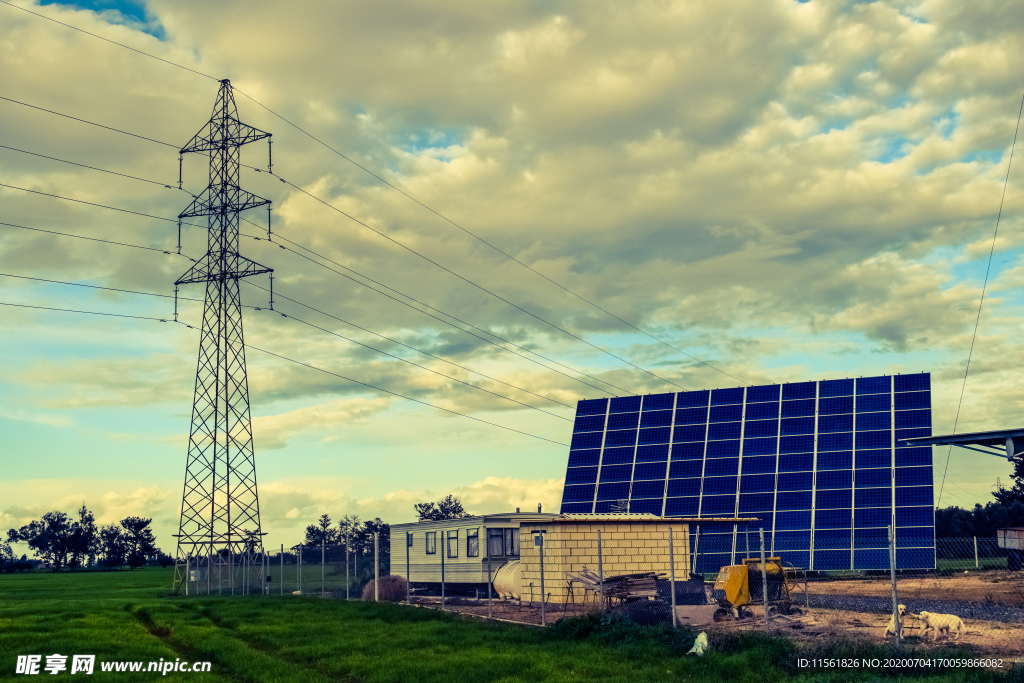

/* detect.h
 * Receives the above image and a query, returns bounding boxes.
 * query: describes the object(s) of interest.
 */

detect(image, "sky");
[1,0,1022,555]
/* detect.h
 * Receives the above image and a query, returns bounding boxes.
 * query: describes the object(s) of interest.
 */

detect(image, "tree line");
[3,505,161,572]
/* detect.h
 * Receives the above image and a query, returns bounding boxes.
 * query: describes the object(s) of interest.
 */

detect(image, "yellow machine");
[712,557,803,620]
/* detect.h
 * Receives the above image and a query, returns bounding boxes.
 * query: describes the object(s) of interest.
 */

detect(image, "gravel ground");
[801,592,1024,623]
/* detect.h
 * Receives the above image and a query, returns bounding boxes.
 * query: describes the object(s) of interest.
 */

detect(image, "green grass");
[0,569,1018,682]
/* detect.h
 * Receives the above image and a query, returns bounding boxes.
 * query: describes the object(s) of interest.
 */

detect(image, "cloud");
[3,0,1024,515]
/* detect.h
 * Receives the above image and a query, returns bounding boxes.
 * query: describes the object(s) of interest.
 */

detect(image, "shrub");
[361,574,408,602]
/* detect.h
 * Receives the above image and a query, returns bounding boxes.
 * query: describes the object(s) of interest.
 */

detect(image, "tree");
[120,517,158,569]
[304,513,336,546]
[68,505,98,569]
[994,459,1024,504]
[0,541,13,572]
[336,514,362,552]
[414,495,470,521]
[98,524,127,567]
[7,511,73,570]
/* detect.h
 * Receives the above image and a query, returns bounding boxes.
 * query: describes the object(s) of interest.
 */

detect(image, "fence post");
[596,529,605,609]
[345,546,350,601]
[974,536,980,569]
[888,524,901,644]
[373,532,380,602]
[486,551,493,619]
[537,531,547,627]
[758,528,769,625]
[668,527,677,628]
[298,544,303,594]
[440,530,446,609]
[280,544,284,596]
[320,539,326,599]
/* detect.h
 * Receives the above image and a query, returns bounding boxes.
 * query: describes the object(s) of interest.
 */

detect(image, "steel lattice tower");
[173,79,274,594]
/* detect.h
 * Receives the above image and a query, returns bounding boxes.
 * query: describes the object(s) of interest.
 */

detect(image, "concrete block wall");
[517,522,690,603]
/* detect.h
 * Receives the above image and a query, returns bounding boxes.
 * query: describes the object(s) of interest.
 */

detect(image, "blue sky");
[1,0,1022,552]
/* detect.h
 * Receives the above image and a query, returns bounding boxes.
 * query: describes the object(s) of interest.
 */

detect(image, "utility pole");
[172,79,275,594]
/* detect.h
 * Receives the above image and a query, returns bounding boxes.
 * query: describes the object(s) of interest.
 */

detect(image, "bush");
[361,574,408,602]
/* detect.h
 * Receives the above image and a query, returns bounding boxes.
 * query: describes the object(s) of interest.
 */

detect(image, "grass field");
[0,569,1018,682]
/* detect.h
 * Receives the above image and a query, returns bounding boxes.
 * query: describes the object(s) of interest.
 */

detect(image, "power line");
[272,171,686,391]
[0,144,180,189]
[0,95,178,148]
[0,0,219,82]
[243,280,573,410]
[246,343,568,447]
[234,93,741,384]
[0,209,576,409]
[0,297,568,446]
[937,92,1024,507]
[0,269,571,421]
[266,307,570,421]
[0,300,173,322]
[0,4,698,390]
[0,219,192,259]
[1,180,625,396]
[265,233,626,396]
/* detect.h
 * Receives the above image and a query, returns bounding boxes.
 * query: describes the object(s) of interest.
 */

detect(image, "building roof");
[901,427,1024,459]
[524,514,762,524]
[391,512,762,528]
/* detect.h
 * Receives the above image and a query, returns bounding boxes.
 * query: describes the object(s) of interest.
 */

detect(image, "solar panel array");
[560,373,935,571]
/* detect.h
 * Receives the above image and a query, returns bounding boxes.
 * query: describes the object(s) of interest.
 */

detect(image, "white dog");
[883,604,906,638]
[917,610,964,641]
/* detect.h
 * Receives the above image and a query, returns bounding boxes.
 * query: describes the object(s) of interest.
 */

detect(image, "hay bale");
[361,574,408,602]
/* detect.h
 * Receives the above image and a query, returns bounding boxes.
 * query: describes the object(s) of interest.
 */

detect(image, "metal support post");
[440,531,446,609]
[758,528,769,625]
[888,525,901,644]
[280,544,284,596]
[668,528,677,628]
[184,555,190,597]
[486,552,493,619]
[373,532,380,602]
[597,529,605,609]
[298,544,303,594]
[974,536,979,569]
[345,546,350,600]
[405,537,411,603]
[536,531,547,626]
[321,539,326,598]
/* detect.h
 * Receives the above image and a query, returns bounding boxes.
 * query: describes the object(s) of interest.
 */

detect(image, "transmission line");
[0,144,180,189]
[271,171,686,391]
[936,92,1024,507]
[0,210,573,409]
[243,280,573,410]
[0,5,707,390]
[0,268,570,421]
[1,180,626,396]
[0,298,568,446]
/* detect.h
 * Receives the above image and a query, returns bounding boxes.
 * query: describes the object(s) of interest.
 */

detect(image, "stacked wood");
[566,569,664,601]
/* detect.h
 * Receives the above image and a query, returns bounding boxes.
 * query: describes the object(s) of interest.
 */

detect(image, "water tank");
[491,559,521,599]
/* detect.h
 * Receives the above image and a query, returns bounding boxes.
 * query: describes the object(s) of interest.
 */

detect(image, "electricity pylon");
[172,79,274,595]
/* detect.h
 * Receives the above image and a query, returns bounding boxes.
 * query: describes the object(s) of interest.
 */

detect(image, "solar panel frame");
[560,373,936,571]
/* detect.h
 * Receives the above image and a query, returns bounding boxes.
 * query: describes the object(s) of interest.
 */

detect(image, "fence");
[176,529,1023,639]
[179,534,388,599]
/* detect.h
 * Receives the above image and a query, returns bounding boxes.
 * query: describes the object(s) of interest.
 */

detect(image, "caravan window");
[486,528,520,557]
[467,528,479,557]
[425,531,436,555]
[446,530,459,558]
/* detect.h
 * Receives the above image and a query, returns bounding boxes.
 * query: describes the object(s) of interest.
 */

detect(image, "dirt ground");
[408,597,1024,661]
[724,606,1024,660]
[808,571,1024,606]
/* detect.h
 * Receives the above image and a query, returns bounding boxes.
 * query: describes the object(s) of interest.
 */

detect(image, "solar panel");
[560,373,936,571]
